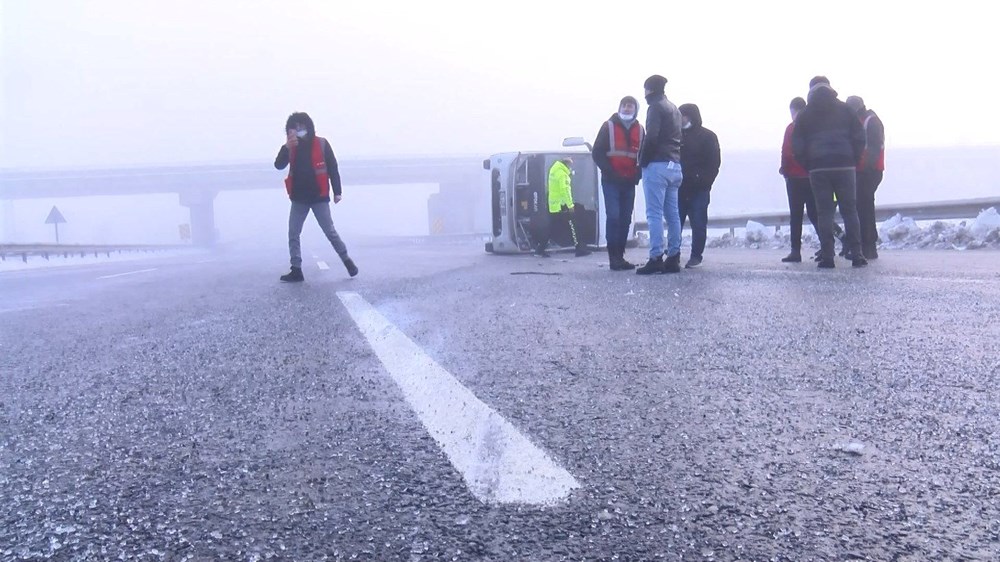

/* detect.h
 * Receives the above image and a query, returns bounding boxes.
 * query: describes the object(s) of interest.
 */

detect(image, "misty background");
[1,0,997,246]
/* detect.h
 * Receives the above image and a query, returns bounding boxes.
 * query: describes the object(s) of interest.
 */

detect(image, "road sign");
[45,206,66,225]
[44,206,66,243]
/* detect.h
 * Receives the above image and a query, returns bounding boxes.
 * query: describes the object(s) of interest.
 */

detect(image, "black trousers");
[856,170,884,253]
[810,169,863,261]
[785,176,818,252]
[535,210,579,249]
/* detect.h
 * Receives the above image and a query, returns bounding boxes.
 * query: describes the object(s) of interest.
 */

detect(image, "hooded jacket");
[638,93,682,167]
[678,104,721,193]
[593,97,645,186]
[547,160,574,213]
[274,113,343,203]
[791,84,865,171]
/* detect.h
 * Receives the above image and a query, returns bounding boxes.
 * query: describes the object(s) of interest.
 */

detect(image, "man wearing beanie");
[845,95,886,260]
[677,103,721,269]
[792,76,868,268]
[636,74,684,274]
[592,96,645,270]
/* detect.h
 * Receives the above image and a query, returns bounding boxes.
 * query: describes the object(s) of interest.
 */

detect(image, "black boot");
[280,266,304,282]
[343,257,359,277]
[617,246,635,270]
[782,251,802,263]
[663,253,681,273]
[607,246,621,270]
[636,254,664,275]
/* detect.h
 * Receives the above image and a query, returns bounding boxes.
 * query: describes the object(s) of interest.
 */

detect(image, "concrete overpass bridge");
[0,157,487,245]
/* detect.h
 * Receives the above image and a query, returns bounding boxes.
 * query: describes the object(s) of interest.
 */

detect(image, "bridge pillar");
[178,190,218,247]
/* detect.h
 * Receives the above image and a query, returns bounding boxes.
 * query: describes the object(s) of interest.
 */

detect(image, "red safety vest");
[606,119,644,180]
[858,114,885,171]
[285,137,330,198]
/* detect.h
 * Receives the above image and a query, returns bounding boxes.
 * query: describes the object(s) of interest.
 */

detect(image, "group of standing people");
[573,73,884,273]
[271,75,884,282]
[585,74,721,274]
[781,76,886,267]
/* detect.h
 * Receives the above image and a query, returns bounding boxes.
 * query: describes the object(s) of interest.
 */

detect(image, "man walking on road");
[636,74,684,275]
[792,77,867,269]
[593,96,644,270]
[274,112,359,282]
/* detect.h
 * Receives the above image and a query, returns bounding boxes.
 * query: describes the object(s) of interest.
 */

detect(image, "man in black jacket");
[636,74,684,275]
[792,77,867,268]
[274,112,358,282]
[592,96,644,270]
[677,103,720,269]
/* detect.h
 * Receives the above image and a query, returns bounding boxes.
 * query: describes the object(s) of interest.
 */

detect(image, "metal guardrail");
[0,244,186,264]
[633,197,1000,236]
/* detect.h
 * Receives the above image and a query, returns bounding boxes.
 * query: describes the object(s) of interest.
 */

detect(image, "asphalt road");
[2,235,999,561]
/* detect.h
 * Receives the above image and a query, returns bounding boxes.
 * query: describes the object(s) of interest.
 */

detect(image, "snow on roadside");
[697,208,1000,251]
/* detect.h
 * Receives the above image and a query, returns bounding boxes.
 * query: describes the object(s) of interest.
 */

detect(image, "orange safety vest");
[606,119,644,180]
[285,137,330,198]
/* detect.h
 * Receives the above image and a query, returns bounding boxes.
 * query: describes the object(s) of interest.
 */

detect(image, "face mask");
[618,111,636,122]
[295,129,308,138]
[682,122,692,130]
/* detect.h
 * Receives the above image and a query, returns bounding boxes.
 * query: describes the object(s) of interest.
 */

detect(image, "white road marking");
[337,291,579,506]
[97,268,158,280]
[317,261,330,270]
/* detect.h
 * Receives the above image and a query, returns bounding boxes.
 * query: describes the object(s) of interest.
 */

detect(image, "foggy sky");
[1,0,997,169]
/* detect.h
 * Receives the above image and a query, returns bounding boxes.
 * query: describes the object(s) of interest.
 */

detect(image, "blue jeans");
[289,201,348,268]
[641,161,683,258]
[678,189,710,259]
[601,179,636,250]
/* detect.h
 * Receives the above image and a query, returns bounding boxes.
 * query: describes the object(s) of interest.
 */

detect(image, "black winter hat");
[643,75,668,94]
[809,75,830,89]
